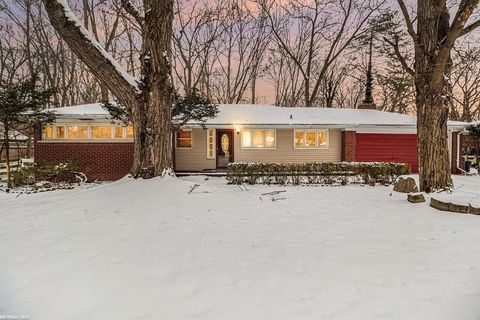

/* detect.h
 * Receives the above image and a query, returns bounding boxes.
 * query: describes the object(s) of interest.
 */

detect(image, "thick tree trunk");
[130,0,174,178]
[42,0,174,179]
[415,1,453,192]
[415,86,452,192]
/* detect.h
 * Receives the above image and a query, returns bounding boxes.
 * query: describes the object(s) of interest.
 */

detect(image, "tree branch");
[384,36,415,78]
[432,0,480,87]
[42,0,139,107]
[396,0,417,41]
[121,0,144,27]
[460,19,480,36]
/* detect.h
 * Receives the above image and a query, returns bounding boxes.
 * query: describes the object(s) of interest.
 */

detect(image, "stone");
[430,198,480,215]
[408,193,425,203]
[393,177,418,193]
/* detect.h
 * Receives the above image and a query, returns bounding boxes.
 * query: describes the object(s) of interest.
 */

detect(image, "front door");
[216,129,234,168]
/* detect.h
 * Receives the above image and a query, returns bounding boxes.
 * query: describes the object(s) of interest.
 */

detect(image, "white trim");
[293,129,329,149]
[175,128,193,149]
[206,128,216,159]
[240,129,277,150]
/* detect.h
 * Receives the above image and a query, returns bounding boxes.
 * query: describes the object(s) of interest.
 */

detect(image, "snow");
[48,103,468,128]
[55,0,140,93]
[1,175,480,319]
[49,103,113,117]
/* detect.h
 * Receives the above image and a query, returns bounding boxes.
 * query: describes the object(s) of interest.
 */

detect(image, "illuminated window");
[44,125,53,139]
[241,129,276,149]
[294,129,329,149]
[265,130,275,148]
[92,126,112,139]
[207,129,215,159]
[176,129,192,148]
[318,130,327,147]
[56,126,65,139]
[126,126,134,139]
[67,125,88,139]
[114,127,123,139]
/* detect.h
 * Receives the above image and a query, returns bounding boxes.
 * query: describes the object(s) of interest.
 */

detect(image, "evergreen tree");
[0,77,55,188]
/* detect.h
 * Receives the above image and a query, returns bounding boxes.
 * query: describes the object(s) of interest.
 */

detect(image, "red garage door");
[356,133,418,172]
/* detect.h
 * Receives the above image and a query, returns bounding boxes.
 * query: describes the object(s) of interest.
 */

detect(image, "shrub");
[226,161,410,185]
[11,161,85,187]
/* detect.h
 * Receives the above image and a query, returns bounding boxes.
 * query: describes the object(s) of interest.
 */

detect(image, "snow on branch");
[47,0,140,95]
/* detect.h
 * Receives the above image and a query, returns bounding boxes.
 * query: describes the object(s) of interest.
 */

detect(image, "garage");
[356,133,419,172]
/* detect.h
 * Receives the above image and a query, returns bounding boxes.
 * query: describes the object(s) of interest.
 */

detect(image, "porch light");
[236,126,240,134]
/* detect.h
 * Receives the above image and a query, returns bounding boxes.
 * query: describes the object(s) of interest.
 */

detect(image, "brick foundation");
[341,131,356,162]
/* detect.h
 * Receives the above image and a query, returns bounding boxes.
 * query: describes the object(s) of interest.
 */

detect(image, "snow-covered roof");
[49,103,468,128]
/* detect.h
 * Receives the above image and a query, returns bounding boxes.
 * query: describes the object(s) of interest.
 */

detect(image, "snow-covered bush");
[226,162,410,185]
[11,161,85,187]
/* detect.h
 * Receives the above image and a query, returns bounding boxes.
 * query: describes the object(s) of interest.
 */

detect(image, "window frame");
[66,125,89,140]
[91,125,114,140]
[240,128,277,150]
[175,128,193,149]
[293,129,329,149]
[41,123,135,141]
[206,128,216,159]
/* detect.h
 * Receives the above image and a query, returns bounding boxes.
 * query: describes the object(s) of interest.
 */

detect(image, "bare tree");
[451,44,480,122]
[393,0,480,191]
[257,0,386,107]
[41,0,175,178]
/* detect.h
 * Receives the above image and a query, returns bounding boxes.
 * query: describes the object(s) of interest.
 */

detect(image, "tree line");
[2,0,480,191]
[1,0,478,121]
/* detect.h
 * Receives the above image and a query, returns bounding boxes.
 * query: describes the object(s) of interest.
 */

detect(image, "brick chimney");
[357,102,377,110]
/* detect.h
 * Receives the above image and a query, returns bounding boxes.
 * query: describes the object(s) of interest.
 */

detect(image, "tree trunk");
[415,1,453,192]
[42,0,174,179]
[415,86,452,192]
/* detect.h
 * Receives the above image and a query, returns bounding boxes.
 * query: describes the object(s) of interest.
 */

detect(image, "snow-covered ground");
[1,175,480,320]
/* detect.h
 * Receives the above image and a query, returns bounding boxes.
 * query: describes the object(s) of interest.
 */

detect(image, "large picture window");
[241,129,276,149]
[176,129,192,148]
[294,129,329,149]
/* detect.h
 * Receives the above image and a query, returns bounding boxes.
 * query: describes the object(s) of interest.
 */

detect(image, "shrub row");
[11,161,85,187]
[226,162,410,185]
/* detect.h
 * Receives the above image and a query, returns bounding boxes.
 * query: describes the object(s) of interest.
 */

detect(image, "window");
[207,129,215,159]
[114,127,123,139]
[126,126,134,139]
[241,129,276,149]
[92,126,112,139]
[294,129,329,149]
[67,125,88,139]
[43,125,53,139]
[40,124,134,141]
[176,129,192,148]
[56,126,65,139]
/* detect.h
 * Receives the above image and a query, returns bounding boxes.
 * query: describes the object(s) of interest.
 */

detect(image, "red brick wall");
[34,125,133,180]
[341,131,356,162]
